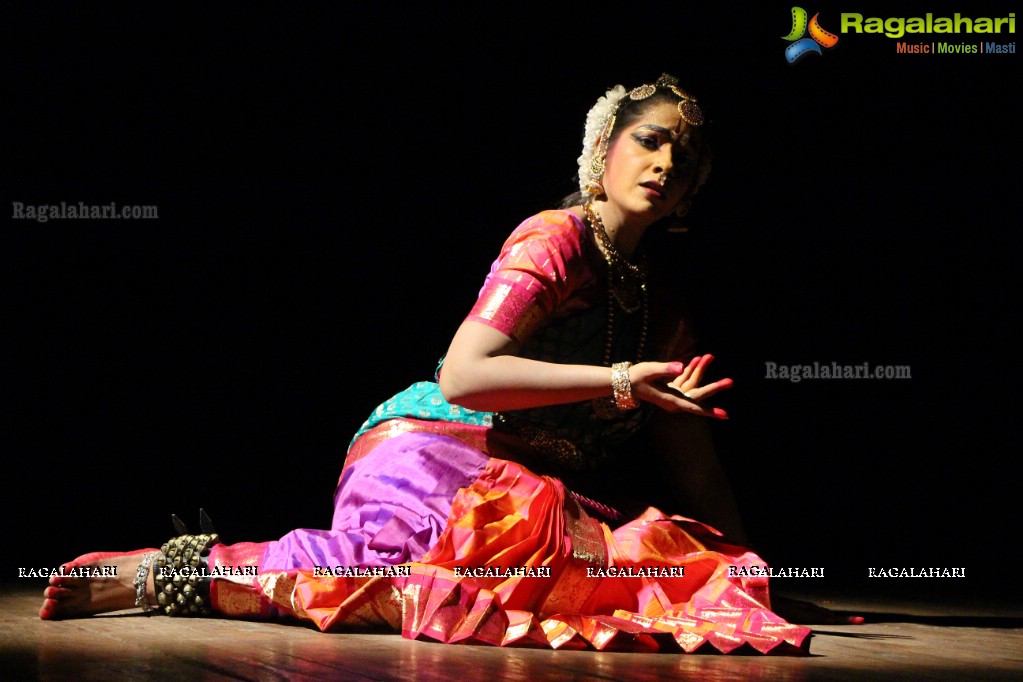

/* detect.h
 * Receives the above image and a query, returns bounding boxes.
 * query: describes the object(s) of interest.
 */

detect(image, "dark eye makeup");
[631,133,659,149]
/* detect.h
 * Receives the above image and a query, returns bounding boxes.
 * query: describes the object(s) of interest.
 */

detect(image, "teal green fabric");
[349,381,493,449]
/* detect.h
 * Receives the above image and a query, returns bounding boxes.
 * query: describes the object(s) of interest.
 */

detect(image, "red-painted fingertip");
[848,615,865,625]
[668,362,685,374]
[718,377,735,389]
[712,408,729,419]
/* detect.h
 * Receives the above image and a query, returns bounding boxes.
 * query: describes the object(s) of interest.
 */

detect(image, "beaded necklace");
[583,203,649,418]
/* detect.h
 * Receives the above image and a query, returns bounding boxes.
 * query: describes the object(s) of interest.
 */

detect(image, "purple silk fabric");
[261,431,490,571]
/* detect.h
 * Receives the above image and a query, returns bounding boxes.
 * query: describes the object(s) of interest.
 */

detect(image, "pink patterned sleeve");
[466,211,590,343]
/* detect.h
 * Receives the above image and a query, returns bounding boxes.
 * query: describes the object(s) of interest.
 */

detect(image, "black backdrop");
[4,3,1019,603]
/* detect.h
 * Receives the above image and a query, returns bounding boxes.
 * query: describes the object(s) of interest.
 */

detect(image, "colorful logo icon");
[782,7,839,63]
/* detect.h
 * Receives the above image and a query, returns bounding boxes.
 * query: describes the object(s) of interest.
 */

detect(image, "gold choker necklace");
[583,203,648,314]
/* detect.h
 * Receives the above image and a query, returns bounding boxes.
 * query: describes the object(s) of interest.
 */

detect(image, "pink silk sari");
[209,429,809,653]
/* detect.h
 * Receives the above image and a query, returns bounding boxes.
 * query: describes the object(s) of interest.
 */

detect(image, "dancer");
[41,73,820,653]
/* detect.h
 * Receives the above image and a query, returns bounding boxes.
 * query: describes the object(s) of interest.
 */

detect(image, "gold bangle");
[610,362,639,410]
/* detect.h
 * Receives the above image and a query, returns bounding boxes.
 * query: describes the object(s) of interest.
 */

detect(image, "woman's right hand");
[631,355,733,419]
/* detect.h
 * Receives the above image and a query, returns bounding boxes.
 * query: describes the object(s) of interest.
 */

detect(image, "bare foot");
[39,549,160,620]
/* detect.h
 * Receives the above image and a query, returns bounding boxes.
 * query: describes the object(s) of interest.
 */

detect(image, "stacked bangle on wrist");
[611,361,639,410]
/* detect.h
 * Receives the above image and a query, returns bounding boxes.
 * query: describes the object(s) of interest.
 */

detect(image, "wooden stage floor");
[2,583,1020,681]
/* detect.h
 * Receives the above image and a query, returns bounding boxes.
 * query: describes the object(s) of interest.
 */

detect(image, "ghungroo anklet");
[152,532,220,616]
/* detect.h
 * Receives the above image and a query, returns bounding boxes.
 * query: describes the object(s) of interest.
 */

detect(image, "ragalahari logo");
[783,7,839,63]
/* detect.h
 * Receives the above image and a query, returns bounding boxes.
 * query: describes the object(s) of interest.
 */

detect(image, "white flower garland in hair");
[577,84,627,197]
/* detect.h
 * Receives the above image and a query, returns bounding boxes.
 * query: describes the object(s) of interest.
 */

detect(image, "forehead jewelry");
[629,73,705,127]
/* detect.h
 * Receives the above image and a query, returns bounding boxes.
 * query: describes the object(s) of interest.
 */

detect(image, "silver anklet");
[134,551,162,613]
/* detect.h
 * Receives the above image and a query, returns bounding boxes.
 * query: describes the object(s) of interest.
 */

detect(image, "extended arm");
[438,320,731,416]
